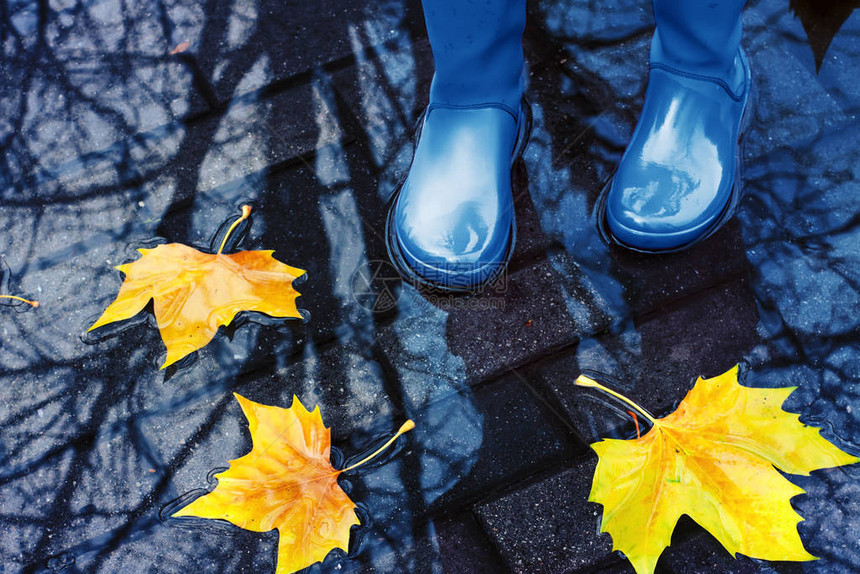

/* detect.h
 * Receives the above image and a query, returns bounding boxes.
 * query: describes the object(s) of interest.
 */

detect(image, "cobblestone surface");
[2,0,860,572]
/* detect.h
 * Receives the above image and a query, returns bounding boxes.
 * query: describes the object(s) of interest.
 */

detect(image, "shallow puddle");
[1,0,859,572]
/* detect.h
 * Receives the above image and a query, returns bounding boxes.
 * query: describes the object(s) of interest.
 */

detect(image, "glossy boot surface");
[603,0,750,252]
[387,103,529,290]
[386,0,527,290]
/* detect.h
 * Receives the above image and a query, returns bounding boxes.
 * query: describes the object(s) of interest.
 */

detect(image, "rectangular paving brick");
[329,36,434,164]
[440,256,584,384]
[658,525,778,573]
[475,456,618,573]
[215,334,398,442]
[435,512,507,573]
[154,79,349,199]
[179,0,412,106]
[528,278,761,445]
[508,166,556,268]
[426,376,585,513]
[19,72,352,212]
[608,219,754,318]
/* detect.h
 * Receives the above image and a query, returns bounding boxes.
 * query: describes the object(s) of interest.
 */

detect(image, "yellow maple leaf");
[174,393,414,574]
[88,206,305,368]
[576,364,859,574]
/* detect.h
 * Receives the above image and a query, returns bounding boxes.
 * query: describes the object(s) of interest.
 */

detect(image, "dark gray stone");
[529,278,761,445]
[659,519,800,574]
[441,256,584,384]
[3,0,860,572]
[436,513,506,573]
[427,376,586,512]
[475,457,616,573]
[166,0,412,106]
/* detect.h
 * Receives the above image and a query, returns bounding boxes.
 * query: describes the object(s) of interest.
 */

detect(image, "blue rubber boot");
[386,0,528,291]
[603,0,750,253]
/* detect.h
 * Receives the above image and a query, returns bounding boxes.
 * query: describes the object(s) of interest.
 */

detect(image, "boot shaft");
[652,0,747,88]
[422,0,526,112]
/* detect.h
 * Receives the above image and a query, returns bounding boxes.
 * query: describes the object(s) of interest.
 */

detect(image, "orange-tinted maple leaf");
[174,394,414,574]
[577,365,859,574]
[88,207,305,368]
[169,41,190,54]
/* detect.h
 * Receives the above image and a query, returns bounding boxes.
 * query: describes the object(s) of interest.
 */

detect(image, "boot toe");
[389,106,522,290]
[395,196,511,289]
[604,53,749,252]
[606,162,731,251]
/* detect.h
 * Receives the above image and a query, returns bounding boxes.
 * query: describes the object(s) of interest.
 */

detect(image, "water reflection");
[2,0,860,572]
[790,0,860,69]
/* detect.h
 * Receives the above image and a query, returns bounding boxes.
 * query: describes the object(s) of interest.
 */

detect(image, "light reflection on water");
[1,0,859,572]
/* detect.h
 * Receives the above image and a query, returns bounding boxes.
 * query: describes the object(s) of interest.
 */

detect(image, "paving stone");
[173,0,412,106]
[439,256,585,384]
[230,337,397,444]
[607,221,753,317]
[435,512,507,573]
[529,278,761,445]
[1,72,350,217]
[329,35,435,168]
[4,0,860,572]
[587,561,639,574]
[475,456,615,573]
[133,80,351,222]
[35,520,273,574]
[1,2,410,209]
[515,85,634,336]
[635,278,761,386]
[0,355,235,571]
[659,518,801,574]
[509,161,556,267]
[0,1,209,209]
[189,82,349,194]
[426,376,586,512]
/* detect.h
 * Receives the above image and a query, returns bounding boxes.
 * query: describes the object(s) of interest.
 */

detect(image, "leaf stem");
[627,410,641,438]
[575,375,657,426]
[217,205,252,254]
[0,294,39,308]
[338,420,415,474]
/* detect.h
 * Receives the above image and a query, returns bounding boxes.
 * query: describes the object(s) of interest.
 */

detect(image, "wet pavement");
[1,0,859,572]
